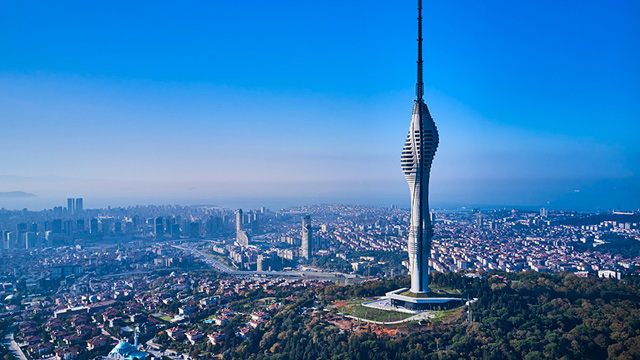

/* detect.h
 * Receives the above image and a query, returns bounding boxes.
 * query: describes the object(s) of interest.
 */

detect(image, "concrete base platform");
[384,288,464,311]
[361,297,421,314]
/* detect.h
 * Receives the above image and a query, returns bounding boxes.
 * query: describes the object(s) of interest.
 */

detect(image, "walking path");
[3,332,28,360]
[337,310,434,325]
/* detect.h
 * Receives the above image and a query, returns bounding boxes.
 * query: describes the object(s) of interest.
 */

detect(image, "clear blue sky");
[0,0,638,210]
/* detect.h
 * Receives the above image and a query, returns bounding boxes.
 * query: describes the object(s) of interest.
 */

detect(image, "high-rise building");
[101,218,113,234]
[67,198,75,214]
[52,219,63,234]
[189,221,201,238]
[205,216,221,236]
[400,0,439,294]
[155,217,164,239]
[1,231,8,251]
[251,213,260,233]
[5,232,15,249]
[235,209,243,243]
[63,220,74,235]
[237,230,250,247]
[300,215,312,259]
[75,198,83,213]
[16,223,27,235]
[90,218,99,234]
[257,254,265,272]
[171,224,181,239]
[25,232,36,249]
[76,219,85,232]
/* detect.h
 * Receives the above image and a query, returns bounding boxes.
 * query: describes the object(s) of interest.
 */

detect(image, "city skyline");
[1,1,639,211]
[0,3,638,359]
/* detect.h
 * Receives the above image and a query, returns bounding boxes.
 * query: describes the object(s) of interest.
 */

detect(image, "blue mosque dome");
[108,341,149,360]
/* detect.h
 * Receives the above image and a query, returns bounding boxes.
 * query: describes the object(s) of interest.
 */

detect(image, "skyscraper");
[75,198,83,213]
[540,208,548,218]
[300,215,312,260]
[154,216,164,239]
[67,198,75,214]
[235,209,243,242]
[401,0,439,294]
[90,218,99,234]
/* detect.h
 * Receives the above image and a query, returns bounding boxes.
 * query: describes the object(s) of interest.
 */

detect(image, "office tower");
[67,198,75,214]
[237,230,250,247]
[90,218,99,234]
[171,224,181,239]
[125,221,134,234]
[155,217,164,239]
[25,232,36,249]
[52,219,63,233]
[235,209,243,242]
[257,255,265,272]
[165,217,173,236]
[1,231,7,251]
[300,215,312,260]
[101,218,113,234]
[63,220,74,235]
[189,221,200,238]
[206,216,221,236]
[76,219,85,232]
[5,232,15,249]
[16,223,27,235]
[401,0,439,293]
[75,198,83,213]
[540,208,548,218]
[251,213,260,233]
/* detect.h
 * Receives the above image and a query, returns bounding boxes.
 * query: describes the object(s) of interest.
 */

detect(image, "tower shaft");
[401,0,439,293]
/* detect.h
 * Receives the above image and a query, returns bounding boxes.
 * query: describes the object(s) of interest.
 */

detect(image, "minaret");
[401,0,439,293]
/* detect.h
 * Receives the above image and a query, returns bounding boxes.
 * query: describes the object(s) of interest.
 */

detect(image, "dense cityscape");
[2,0,639,358]
[1,199,639,359]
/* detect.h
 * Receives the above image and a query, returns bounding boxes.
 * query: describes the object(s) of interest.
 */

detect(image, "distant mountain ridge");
[0,191,36,198]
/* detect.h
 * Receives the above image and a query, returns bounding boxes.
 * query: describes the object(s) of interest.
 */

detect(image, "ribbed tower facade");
[401,0,439,293]
[300,215,312,259]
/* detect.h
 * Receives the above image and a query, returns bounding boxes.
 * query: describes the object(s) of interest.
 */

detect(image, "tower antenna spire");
[416,0,424,101]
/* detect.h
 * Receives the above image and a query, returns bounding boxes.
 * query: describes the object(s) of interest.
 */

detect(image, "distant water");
[0,177,637,212]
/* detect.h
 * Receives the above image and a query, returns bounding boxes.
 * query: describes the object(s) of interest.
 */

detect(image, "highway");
[172,244,361,283]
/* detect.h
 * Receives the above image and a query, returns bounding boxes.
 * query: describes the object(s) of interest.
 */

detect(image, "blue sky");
[0,0,638,210]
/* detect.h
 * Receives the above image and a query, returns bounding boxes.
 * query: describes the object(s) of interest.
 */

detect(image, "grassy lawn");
[337,299,413,322]
[430,284,463,295]
[212,254,238,270]
[200,249,238,269]
[399,285,462,298]
[399,291,433,298]
[152,313,173,322]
